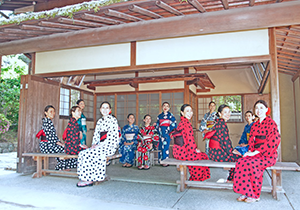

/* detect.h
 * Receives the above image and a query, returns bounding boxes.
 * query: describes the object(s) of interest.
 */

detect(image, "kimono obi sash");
[254,135,266,149]
[100,131,108,142]
[208,132,221,150]
[206,120,215,129]
[125,133,135,140]
[142,135,152,144]
[247,133,250,141]
[36,129,47,142]
[159,119,171,127]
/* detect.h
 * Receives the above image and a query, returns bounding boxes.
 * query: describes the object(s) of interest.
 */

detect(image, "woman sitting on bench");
[234,100,281,203]
[77,101,120,187]
[39,105,74,170]
[207,104,242,183]
[172,104,210,181]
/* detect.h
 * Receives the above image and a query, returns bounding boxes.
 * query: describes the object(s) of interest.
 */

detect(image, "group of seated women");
[37,99,280,204]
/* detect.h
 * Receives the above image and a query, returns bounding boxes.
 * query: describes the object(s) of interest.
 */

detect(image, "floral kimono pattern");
[156,111,177,161]
[136,125,159,168]
[173,117,210,181]
[119,124,139,165]
[233,116,280,199]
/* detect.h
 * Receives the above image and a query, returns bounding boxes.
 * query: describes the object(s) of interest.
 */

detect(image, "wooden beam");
[196,89,211,93]
[277,45,300,53]
[155,1,183,16]
[292,71,300,82]
[57,17,104,27]
[39,21,88,30]
[1,1,300,55]
[20,24,73,33]
[249,0,255,7]
[36,55,271,78]
[251,66,260,86]
[184,68,189,104]
[131,41,136,66]
[2,28,50,35]
[104,9,143,22]
[269,27,281,158]
[221,0,229,10]
[187,0,206,13]
[34,0,90,12]
[0,11,9,19]
[129,5,162,19]
[14,5,34,14]
[81,13,123,25]
[258,62,270,94]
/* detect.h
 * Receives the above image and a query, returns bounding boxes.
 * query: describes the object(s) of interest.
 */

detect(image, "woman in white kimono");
[77,101,120,187]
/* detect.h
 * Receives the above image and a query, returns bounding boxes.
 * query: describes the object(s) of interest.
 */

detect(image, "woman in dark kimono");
[64,106,88,156]
[234,100,280,203]
[172,104,210,181]
[39,105,74,170]
[207,104,241,182]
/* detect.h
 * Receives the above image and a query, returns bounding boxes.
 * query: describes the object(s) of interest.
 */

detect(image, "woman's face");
[45,108,55,120]
[181,106,193,120]
[245,113,253,124]
[255,103,268,120]
[100,103,111,117]
[78,101,85,110]
[162,103,170,113]
[73,107,82,119]
[128,115,135,125]
[209,103,216,113]
[143,116,151,126]
[219,107,231,122]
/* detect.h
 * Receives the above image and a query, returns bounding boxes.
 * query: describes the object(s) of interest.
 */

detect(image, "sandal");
[244,197,260,203]
[237,195,247,202]
[144,165,150,170]
[76,181,93,188]
[138,165,144,170]
[126,164,133,168]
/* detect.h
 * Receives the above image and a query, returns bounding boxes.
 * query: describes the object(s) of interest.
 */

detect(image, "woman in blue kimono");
[76,99,87,146]
[156,102,177,166]
[119,113,139,167]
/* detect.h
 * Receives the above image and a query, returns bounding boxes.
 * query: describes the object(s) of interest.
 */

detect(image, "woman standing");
[119,114,139,168]
[77,101,120,187]
[208,104,241,182]
[172,104,210,181]
[136,114,159,170]
[234,100,280,203]
[64,106,88,156]
[39,105,73,170]
[156,102,177,165]
[76,99,87,146]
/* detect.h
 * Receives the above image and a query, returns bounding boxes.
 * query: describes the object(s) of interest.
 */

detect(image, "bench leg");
[272,169,277,200]
[32,156,42,178]
[179,165,187,192]
[42,157,49,176]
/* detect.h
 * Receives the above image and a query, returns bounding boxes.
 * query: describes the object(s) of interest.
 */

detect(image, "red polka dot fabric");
[173,117,210,181]
[208,118,241,181]
[233,116,280,199]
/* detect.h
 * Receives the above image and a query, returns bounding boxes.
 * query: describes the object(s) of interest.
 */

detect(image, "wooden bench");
[160,158,300,199]
[22,153,122,178]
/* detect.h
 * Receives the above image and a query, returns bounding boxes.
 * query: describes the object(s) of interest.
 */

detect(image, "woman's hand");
[232,149,242,156]
[79,144,88,149]
[196,148,201,153]
[124,142,134,146]
[243,150,260,157]
[79,131,83,140]
[90,144,98,149]
[56,141,65,147]
[202,130,209,134]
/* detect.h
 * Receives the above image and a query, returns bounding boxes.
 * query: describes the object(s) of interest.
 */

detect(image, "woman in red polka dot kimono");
[234,100,280,203]
[172,104,210,181]
[63,106,88,169]
[207,104,242,183]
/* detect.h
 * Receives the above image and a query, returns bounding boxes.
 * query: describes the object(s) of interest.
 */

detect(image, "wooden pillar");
[269,27,282,190]
[31,52,36,75]
[184,68,189,104]
[0,56,2,79]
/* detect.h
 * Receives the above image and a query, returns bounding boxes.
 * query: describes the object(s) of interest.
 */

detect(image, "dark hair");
[162,101,170,107]
[254,100,268,108]
[44,105,55,116]
[209,101,216,106]
[143,114,151,119]
[180,104,191,116]
[76,99,84,105]
[245,110,253,116]
[127,113,135,119]
[100,101,111,109]
[70,106,80,117]
[217,104,230,117]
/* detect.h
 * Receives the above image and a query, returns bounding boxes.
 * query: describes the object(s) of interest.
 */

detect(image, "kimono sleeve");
[257,122,281,157]
[133,125,139,145]
[92,119,101,145]
[238,125,248,145]
[106,117,119,149]
[199,113,208,132]
[169,113,177,132]
[119,126,127,146]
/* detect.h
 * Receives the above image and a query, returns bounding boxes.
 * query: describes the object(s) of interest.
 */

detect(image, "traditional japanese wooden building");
[0,0,300,184]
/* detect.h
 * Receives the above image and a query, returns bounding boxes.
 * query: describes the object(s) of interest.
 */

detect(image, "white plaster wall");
[198,68,258,95]
[35,43,131,74]
[139,81,184,91]
[137,29,269,65]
